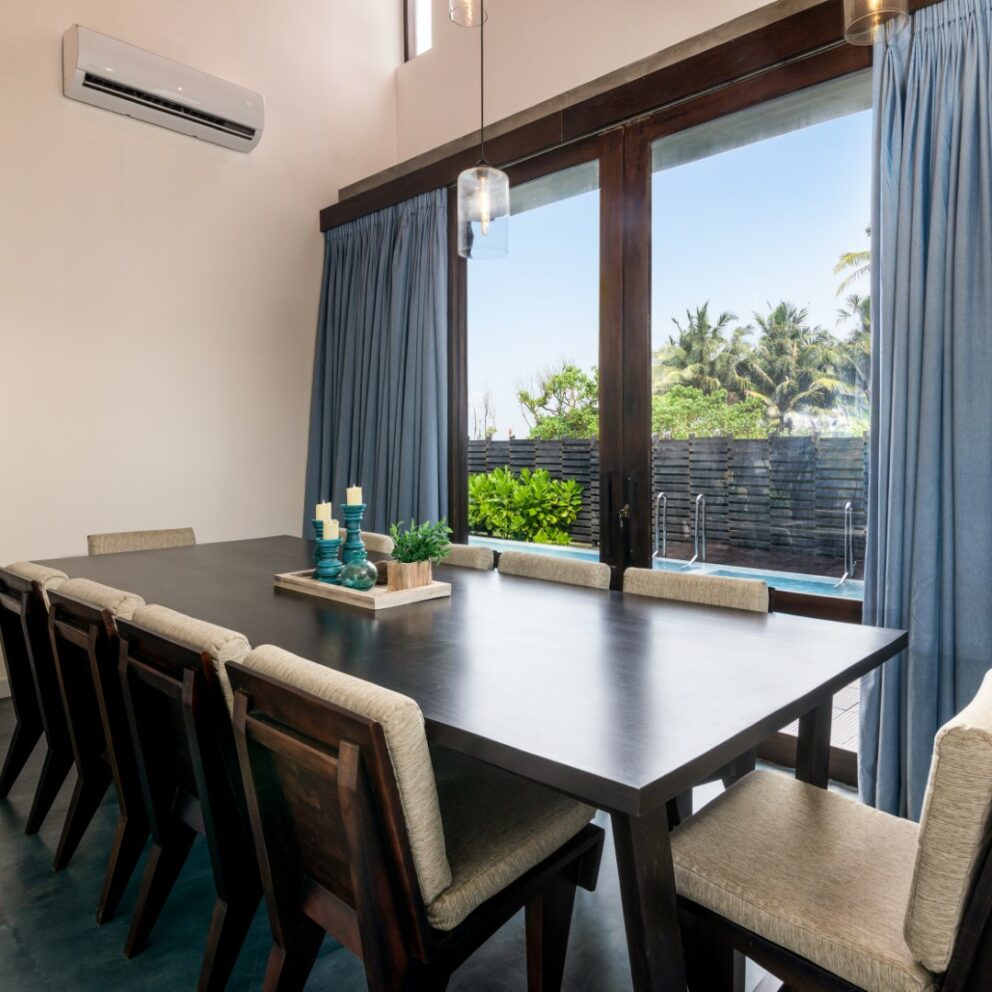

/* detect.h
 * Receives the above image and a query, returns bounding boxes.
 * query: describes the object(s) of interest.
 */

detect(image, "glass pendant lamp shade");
[449,0,487,27]
[457,165,509,259]
[843,0,909,44]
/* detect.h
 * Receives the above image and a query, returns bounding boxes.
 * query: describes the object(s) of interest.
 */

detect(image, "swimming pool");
[468,536,864,600]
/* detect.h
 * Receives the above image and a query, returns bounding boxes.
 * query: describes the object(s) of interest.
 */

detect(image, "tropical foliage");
[652,387,769,439]
[516,364,599,440]
[468,467,583,545]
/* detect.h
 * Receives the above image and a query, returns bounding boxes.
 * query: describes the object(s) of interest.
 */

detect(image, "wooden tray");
[274,569,451,612]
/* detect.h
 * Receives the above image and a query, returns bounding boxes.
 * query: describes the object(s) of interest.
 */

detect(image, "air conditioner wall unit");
[62,25,264,152]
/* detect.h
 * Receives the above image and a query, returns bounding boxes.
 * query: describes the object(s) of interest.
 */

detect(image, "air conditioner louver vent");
[82,72,256,141]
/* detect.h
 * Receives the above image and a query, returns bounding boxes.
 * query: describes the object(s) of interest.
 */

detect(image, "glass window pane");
[649,72,872,599]
[467,160,601,557]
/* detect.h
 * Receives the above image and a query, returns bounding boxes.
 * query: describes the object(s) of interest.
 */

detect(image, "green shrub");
[468,467,583,545]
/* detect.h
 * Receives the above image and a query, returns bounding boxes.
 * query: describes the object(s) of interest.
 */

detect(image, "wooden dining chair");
[439,544,495,571]
[116,605,260,990]
[87,527,196,556]
[47,579,148,922]
[0,562,75,834]
[361,531,395,554]
[498,550,611,590]
[227,644,605,992]
[672,668,992,992]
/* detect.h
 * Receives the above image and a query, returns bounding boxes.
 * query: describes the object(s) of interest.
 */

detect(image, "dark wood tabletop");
[40,535,906,818]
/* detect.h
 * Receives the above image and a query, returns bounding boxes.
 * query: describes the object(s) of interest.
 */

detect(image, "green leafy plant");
[388,519,452,563]
[652,386,770,439]
[468,467,582,545]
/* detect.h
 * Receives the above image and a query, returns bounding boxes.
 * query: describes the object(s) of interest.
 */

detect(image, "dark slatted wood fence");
[468,436,867,561]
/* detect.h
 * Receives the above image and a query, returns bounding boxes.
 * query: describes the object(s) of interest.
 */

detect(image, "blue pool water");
[468,536,864,600]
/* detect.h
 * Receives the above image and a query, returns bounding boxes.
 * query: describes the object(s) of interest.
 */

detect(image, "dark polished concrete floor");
[0,697,771,991]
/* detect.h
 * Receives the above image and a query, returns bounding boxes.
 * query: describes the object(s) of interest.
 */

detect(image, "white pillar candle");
[346,486,363,505]
[326,519,340,540]
[321,502,333,523]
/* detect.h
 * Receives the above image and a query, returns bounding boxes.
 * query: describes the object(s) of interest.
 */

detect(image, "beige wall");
[0,2,400,693]
[395,0,805,162]
[0,1,399,566]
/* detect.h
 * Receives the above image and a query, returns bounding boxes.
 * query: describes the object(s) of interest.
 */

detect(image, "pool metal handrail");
[653,492,668,560]
[683,493,707,569]
[834,500,857,588]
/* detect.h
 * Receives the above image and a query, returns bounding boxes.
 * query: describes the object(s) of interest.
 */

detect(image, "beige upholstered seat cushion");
[87,527,195,556]
[58,577,145,622]
[4,561,69,607]
[497,550,611,590]
[441,544,495,571]
[239,644,452,905]
[623,567,769,613]
[131,604,250,712]
[904,669,992,972]
[427,747,595,931]
[361,531,394,554]
[672,770,932,992]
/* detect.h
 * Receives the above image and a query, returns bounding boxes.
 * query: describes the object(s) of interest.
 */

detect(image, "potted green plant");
[386,519,452,591]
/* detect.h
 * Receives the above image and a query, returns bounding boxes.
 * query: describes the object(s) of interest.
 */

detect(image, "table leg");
[796,699,832,788]
[611,806,687,992]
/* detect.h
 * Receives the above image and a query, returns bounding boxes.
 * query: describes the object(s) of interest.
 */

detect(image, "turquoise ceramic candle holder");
[339,502,377,590]
[314,537,343,584]
[341,503,367,565]
[312,518,324,565]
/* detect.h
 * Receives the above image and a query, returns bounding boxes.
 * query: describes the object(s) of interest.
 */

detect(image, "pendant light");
[843,0,909,45]
[452,0,509,259]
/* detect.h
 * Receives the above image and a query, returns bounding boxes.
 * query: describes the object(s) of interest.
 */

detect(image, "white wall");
[0,2,400,694]
[395,0,810,162]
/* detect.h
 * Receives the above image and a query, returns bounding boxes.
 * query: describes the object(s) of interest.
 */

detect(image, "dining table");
[40,535,908,992]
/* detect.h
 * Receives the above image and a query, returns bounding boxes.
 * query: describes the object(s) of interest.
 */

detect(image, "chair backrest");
[361,531,394,554]
[623,567,769,613]
[227,645,444,959]
[48,580,145,811]
[497,550,611,590]
[441,544,495,571]
[0,564,70,745]
[87,527,196,556]
[904,668,992,980]
[116,610,252,886]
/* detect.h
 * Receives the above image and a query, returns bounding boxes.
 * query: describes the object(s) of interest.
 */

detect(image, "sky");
[467,107,873,439]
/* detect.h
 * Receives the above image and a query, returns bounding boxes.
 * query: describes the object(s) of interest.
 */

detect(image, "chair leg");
[97,812,149,924]
[124,822,197,958]
[25,745,74,835]
[721,748,757,790]
[666,789,693,828]
[262,913,326,992]
[681,908,745,992]
[0,718,42,799]
[53,763,113,870]
[526,871,579,992]
[198,889,262,992]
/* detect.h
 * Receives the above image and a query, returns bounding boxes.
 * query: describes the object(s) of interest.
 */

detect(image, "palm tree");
[836,292,871,408]
[746,302,843,431]
[834,229,871,296]
[653,303,753,400]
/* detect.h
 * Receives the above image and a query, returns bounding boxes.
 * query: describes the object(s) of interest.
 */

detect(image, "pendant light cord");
[479,0,486,163]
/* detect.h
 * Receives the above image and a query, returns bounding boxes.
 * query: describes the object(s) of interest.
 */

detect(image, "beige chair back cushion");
[239,644,452,905]
[361,531,395,554]
[441,544,495,571]
[130,604,250,713]
[58,578,145,622]
[623,567,769,613]
[497,550,611,590]
[87,528,196,556]
[904,668,992,973]
[4,561,69,607]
